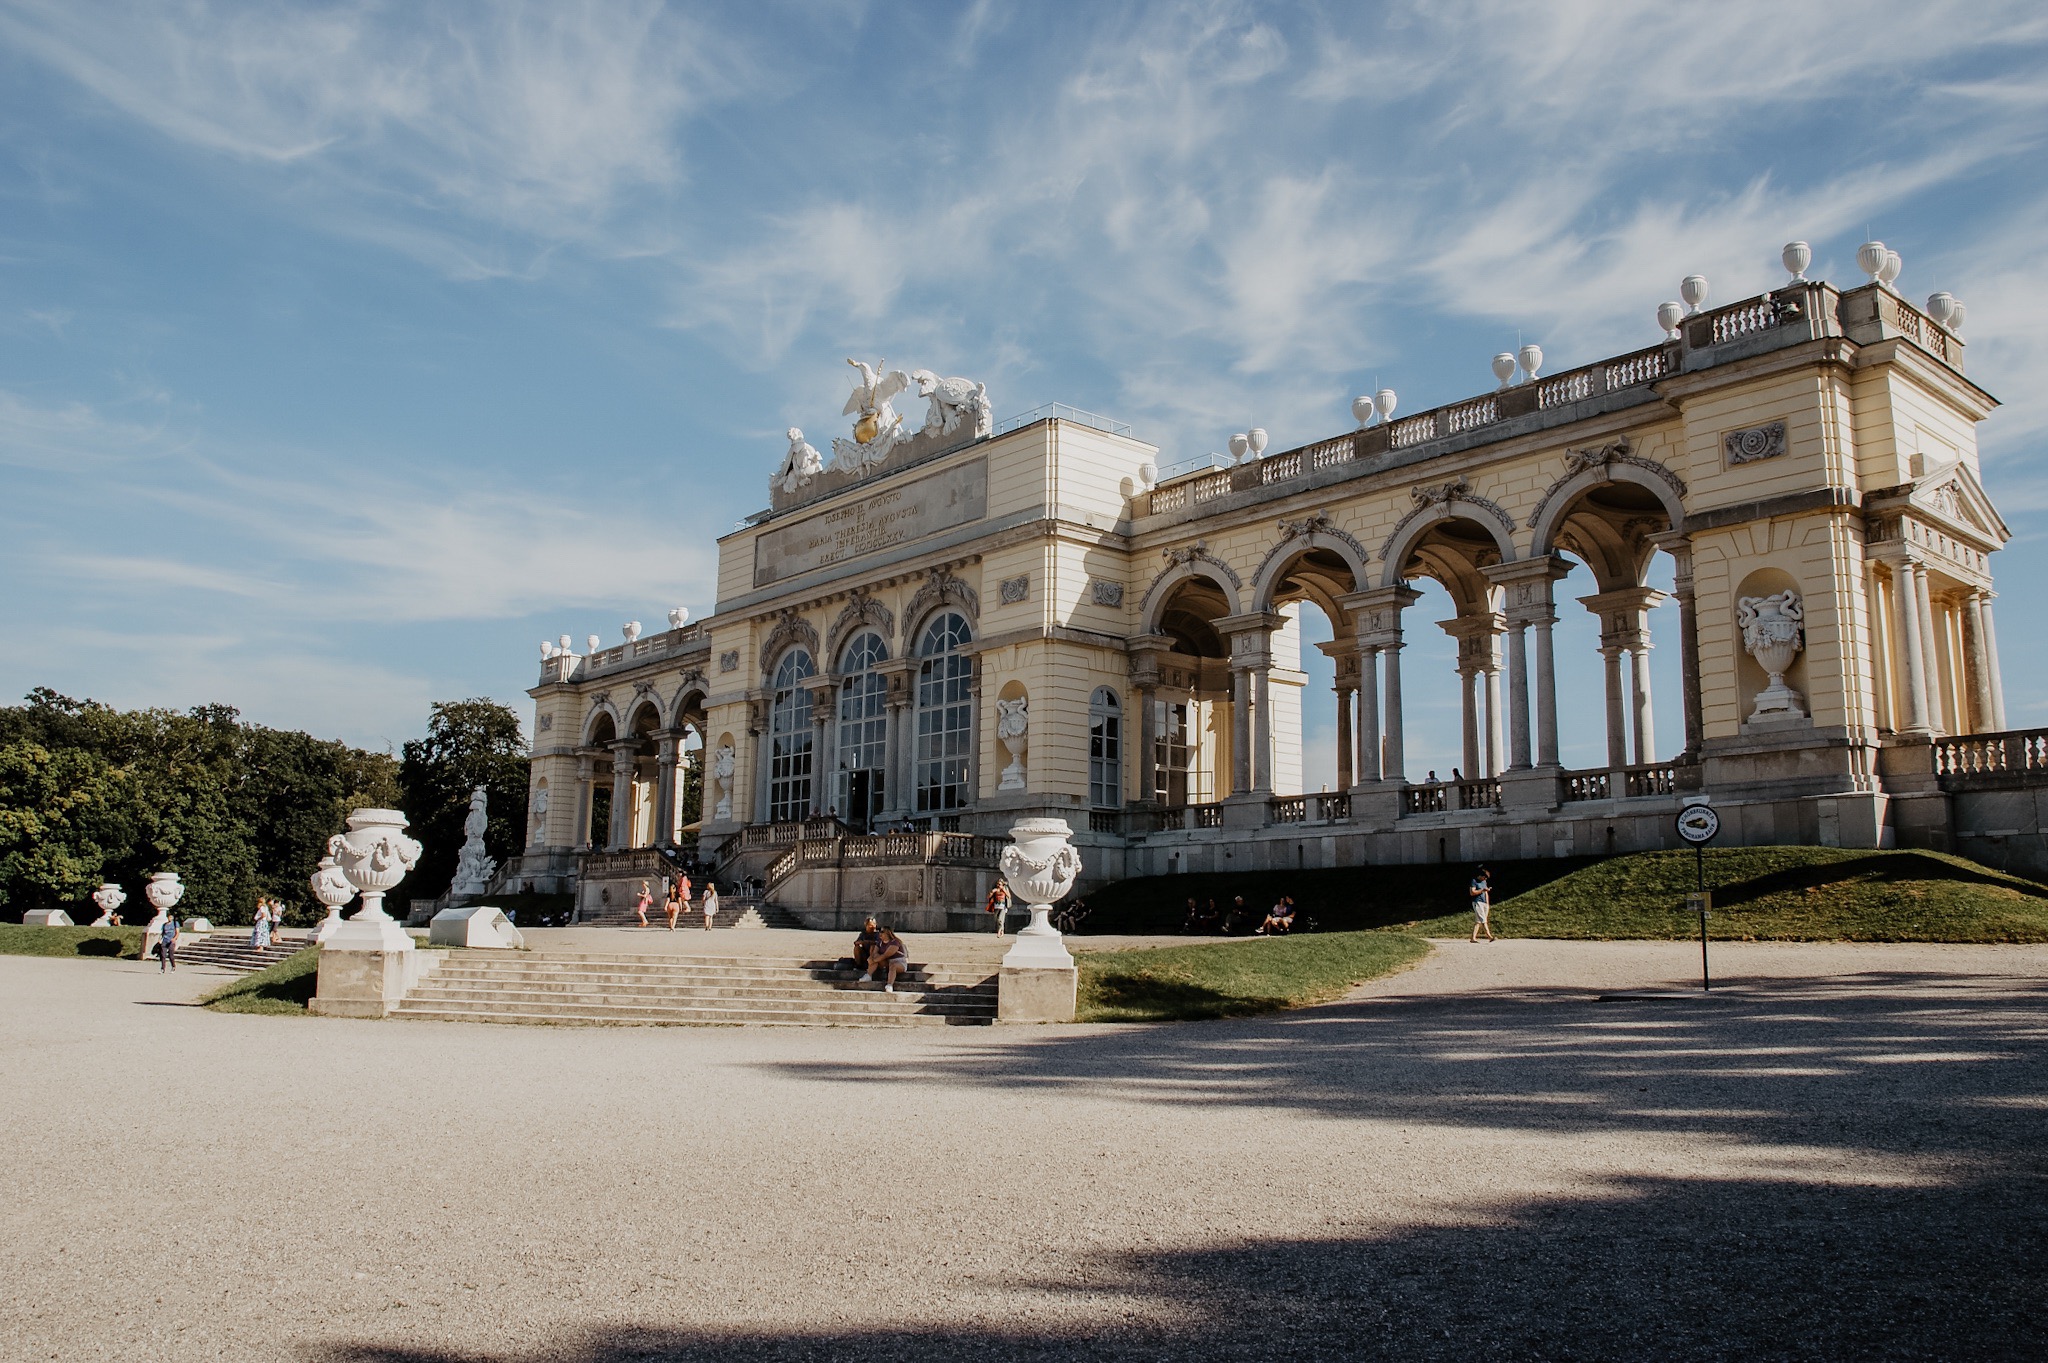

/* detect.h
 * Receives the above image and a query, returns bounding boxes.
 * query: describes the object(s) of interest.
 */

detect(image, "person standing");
[1469,865,1495,943]
[158,912,180,972]
[700,883,719,931]
[985,881,1013,938]
[664,879,683,931]
[634,880,653,928]
[251,898,272,951]
[676,874,694,931]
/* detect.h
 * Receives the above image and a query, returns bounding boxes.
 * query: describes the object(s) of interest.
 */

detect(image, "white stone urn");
[308,854,354,944]
[91,883,126,921]
[995,698,1029,792]
[326,809,422,925]
[1737,589,1807,720]
[143,872,185,913]
[999,818,1081,937]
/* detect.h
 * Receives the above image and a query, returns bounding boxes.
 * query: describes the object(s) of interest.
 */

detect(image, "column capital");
[1338,585,1421,647]
[1579,586,1668,650]
[605,737,641,755]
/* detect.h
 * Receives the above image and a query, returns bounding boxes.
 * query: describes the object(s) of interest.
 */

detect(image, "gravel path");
[2,939,2043,1362]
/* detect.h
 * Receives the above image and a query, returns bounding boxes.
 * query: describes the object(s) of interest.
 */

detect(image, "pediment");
[1911,461,2009,547]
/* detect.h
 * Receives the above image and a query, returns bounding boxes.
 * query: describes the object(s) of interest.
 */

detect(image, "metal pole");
[1697,844,1709,992]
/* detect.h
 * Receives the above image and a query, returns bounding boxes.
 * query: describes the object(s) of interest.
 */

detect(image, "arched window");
[768,649,816,822]
[1089,688,1122,809]
[915,612,974,812]
[836,632,889,831]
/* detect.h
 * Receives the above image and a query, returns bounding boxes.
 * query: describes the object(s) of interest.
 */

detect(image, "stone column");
[1599,646,1629,769]
[1629,644,1655,765]
[1334,685,1354,790]
[1356,646,1382,784]
[1456,666,1481,777]
[878,662,913,823]
[606,739,637,851]
[1913,562,1944,732]
[1383,642,1408,782]
[1647,531,1703,759]
[808,681,833,817]
[1229,666,1251,796]
[1252,665,1274,794]
[965,657,983,806]
[1135,684,1158,803]
[654,731,680,848]
[1963,590,1995,735]
[1504,621,1531,770]
[574,752,595,850]
[1981,593,2008,730]
[1894,562,1932,733]
[1534,617,1560,766]
[751,700,773,825]
[1484,664,1505,777]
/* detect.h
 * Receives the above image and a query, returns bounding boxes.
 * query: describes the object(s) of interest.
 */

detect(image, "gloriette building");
[511,259,2035,926]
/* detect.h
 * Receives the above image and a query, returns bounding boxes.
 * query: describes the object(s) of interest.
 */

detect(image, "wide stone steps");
[174,934,313,974]
[574,899,802,930]
[391,952,998,1028]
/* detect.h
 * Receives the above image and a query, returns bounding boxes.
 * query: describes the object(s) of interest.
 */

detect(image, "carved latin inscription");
[754,457,987,586]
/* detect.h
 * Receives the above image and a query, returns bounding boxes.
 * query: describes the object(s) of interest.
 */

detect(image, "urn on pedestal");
[1737,590,1807,720]
[90,882,126,925]
[322,808,422,955]
[995,818,1081,1023]
[995,698,1029,792]
[308,854,354,944]
[144,872,185,914]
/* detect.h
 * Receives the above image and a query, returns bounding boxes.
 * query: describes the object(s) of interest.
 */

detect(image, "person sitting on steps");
[852,917,883,977]
[1256,896,1297,936]
[866,927,908,993]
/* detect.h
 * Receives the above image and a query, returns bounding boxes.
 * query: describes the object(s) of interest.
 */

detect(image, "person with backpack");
[158,912,180,972]
[985,881,1014,938]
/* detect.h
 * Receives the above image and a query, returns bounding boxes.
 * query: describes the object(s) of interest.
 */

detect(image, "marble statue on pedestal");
[995,698,1029,792]
[712,744,736,822]
[832,359,911,473]
[912,370,993,439]
[449,787,497,900]
[776,428,822,495]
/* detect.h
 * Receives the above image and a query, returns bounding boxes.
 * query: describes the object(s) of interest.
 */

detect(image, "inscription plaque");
[754,458,988,587]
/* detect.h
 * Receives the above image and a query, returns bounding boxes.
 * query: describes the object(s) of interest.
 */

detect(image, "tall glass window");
[915,612,974,812]
[1089,688,1122,809]
[1155,699,1192,806]
[836,632,889,831]
[768,649,815,822]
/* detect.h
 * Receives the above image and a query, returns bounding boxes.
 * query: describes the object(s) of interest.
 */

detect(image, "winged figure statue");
[834,358,911,472]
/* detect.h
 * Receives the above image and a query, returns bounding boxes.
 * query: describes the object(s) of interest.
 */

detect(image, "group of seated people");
[850,917,909,992]
[1181,894,1302,936]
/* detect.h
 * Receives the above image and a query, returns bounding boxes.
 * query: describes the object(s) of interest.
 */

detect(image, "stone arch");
[669,669,710,731]
[1527,440,1688,556]
[826,590,895,664]
[581,699,622,746]
[1378,479,1518,587]
[1250,512,1371,612]
[623,691,664,739]
[757,611,820,676]
[1141,544,1244,633]
[902,565,979,645]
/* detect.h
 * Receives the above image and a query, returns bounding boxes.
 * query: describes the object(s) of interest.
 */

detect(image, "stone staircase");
[391,951,998,1028]
[575,896,804,930]
[174,932,314,974]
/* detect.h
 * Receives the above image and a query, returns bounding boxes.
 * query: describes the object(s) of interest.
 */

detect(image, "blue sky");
[1,1,2044,786]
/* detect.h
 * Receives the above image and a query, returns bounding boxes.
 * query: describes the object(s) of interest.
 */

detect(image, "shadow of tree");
[1714,851,2048,907]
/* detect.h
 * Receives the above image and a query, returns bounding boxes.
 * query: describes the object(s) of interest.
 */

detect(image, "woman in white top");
[700,884,720,931]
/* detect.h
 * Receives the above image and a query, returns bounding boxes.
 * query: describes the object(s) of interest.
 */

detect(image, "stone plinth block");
[998,925,1077,1023]
[21,910,74,927]
[310,919,440,1018]
[429,905,525,949]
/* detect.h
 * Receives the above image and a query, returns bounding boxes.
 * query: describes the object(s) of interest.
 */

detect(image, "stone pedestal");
[428,905,525,949]
[997,908,1077,1024]
[310,919,441,1018]
[21,910,74,927]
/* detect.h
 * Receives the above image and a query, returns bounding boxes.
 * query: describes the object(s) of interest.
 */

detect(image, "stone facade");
[507,276,2033,908]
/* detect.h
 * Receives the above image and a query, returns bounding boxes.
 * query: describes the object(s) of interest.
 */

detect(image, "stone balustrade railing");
[537,622,708,685]
[1934,728,2048,789]
[761,829,1005,895]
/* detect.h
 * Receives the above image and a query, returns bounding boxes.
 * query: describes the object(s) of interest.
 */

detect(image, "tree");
[0,741,133,915]
[398,699,529,899]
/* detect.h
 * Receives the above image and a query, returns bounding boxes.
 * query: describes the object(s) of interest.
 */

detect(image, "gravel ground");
[2,938,2043,1362]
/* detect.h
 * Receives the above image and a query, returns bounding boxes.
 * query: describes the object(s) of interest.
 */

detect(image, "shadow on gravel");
[758,968,2048,1164]
[312,1171,2045,1361]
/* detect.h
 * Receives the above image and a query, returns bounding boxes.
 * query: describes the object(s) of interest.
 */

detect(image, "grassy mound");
[200,947,321,1015]
[0,924,146,959]
[1398,847,2048,942]
[1077,931,1432,1023]
[1074,860,1596,935]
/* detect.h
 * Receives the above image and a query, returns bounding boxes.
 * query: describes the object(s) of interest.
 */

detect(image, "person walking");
[250,898,273,951]
[664,878,683,931]
[676,874,693,930]
[1468,865,1496,943]
[700,883,719,931]
[985,881,1013,938]
[158,912,180,972]
[634,880,653,928]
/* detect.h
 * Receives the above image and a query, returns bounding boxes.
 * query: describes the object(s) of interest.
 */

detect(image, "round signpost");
[1675,803,1720,990]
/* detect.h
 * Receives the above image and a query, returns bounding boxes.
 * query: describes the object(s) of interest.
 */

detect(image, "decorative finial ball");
[1491,353,1518,388]
[1374,388,1398,421]
[1657,301,1685,337]
[1351,395,1374,427]
[1228,432,1251,462]
[1857,241,1888,280]
[622,621,642,643]
[587,634,601,654]
[1680,275,1710,313]
[1138,460,1158,487]
[1925,292,1957,328]
[668,606,689,629]
[559,634,572,653]
[1516,343,1543,380]
[1949,300,1965,331]
[1879,250,1902,288]
[540,641,555,660]
[1247,428,1269,456]
[1782,241,1811,281]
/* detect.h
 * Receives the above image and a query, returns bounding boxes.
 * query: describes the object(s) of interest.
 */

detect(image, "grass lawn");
[1076,930,1432,1022]
[199,947,322,1015]
[1396,847,2048,942]
[0,924,144,960]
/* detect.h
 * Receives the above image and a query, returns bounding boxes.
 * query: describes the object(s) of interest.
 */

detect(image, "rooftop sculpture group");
[774,358,993,500]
